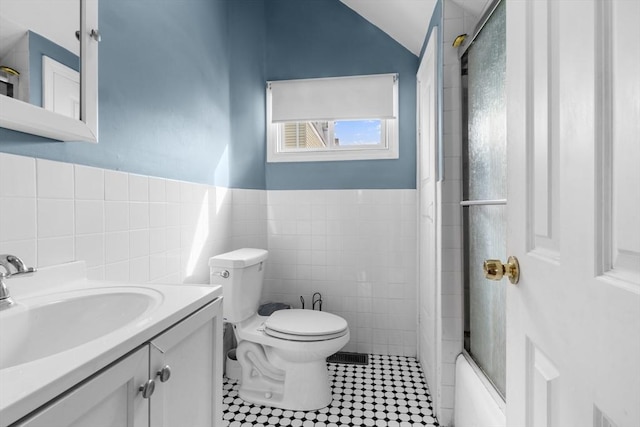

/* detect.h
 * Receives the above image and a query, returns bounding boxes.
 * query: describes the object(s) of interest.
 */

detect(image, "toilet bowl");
[234,310,349,409]
[209,248,350,410]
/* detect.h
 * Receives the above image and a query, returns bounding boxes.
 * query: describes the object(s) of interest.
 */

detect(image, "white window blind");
[268,74,397,123]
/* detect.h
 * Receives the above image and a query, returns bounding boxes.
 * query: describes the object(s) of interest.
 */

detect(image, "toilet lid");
[264,309,348,339]
[263,328,348,342]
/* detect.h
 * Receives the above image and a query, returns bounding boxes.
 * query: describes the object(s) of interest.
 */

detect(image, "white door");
[42,55,80,120]
[416,29,440,414]
[506,1,640,426]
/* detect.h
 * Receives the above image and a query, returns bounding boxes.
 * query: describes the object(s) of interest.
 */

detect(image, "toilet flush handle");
[213,270,230,279]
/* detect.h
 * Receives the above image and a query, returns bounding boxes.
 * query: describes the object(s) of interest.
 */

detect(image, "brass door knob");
[483,256,520,284]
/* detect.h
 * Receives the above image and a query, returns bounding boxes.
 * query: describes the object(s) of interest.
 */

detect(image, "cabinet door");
[149,298,223,427]
[17,347,149,427]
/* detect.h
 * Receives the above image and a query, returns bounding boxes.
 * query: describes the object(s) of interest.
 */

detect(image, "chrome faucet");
[0,254,36,310]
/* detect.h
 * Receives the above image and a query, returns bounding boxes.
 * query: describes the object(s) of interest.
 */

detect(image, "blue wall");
[0,0,235,187]
[1,0,424,190]
[228,0,267,190]
[419,0,442,60]
[264,0,419,190]
[28,31,80,108]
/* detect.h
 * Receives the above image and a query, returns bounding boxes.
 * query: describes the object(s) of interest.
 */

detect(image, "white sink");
[0,261,220,427]
[0,287,162,370]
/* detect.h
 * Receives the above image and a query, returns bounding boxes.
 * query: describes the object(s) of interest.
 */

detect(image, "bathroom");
[1,0,638,426]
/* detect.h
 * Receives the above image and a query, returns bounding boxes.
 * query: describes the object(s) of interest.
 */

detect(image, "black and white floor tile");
[222,354,440,427]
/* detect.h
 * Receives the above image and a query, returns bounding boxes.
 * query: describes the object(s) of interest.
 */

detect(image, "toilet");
[209,248,349,410]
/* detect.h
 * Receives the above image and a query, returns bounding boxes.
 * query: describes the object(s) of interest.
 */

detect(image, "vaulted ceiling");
[340,0,492,56]
[339,0,437,56]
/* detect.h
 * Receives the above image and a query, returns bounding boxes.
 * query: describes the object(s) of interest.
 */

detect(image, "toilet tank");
[208,248,268,323]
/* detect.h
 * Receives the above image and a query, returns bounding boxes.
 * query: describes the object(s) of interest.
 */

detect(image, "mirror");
[0,1,80,114]
[0,0,98,142]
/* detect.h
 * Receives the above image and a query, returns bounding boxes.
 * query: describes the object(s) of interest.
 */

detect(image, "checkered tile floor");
[222,354,439,427]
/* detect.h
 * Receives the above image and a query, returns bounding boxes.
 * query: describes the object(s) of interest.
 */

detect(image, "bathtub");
[453,353,506,427]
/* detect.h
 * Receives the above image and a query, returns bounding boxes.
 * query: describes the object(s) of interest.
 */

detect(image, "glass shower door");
[461,0,507,398]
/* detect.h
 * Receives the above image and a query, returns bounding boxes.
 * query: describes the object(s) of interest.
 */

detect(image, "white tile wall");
[0,153,36,197]
[36,159,74,199]
[431,2,480,425]
[262,189,417,357]
[0,153,419,360]
[104,170,128,201]
[231,188,268,251]
[75,165,104,200]
[0,153,237,284]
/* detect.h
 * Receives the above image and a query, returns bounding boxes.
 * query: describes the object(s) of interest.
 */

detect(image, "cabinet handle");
[138,379,156,399]
[156,365,172,383]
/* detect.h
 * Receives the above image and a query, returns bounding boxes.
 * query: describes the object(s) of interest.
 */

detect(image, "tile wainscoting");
[0,152,264,285]
[0,153,417,356]
[261,189,417,356]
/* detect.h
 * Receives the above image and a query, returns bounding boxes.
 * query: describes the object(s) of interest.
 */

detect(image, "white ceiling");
[450,0,492,17]
[340,0,493,57]
[1,0,494,64]
[340,0,438,56]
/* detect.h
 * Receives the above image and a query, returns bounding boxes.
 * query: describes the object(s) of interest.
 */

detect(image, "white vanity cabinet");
[15,298,222,427]
[149,297,223,427]
[15,347,151,427]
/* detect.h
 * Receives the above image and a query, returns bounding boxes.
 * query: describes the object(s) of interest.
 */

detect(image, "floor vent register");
[326,351,369,365]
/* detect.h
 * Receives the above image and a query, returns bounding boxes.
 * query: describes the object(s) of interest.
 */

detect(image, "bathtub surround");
[414,1,473,424]
[418,2,496,425]
[454,354,505,426]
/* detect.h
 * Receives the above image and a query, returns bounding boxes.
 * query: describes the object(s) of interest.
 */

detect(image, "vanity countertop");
[0,261,221,427]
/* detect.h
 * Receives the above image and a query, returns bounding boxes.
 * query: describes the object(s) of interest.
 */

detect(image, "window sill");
[266,146,399,163]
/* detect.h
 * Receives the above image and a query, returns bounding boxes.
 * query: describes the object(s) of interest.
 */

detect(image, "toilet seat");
[263,309,348,342]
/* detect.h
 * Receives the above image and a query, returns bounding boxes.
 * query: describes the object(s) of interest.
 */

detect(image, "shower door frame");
[459,0,507,405]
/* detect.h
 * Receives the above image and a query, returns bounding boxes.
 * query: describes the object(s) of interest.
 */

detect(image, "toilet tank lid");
[208,248,268,268]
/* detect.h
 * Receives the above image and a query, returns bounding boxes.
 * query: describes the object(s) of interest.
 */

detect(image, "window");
[266,74,399,162]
